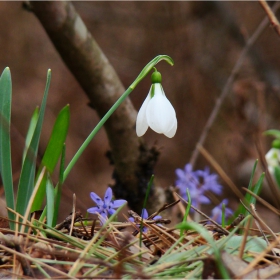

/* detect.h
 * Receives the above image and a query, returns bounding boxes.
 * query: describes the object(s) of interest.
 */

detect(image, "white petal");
[164,118,177,138]
[146,84,176,134]
[136,90,152,137]
[265,148,280,168]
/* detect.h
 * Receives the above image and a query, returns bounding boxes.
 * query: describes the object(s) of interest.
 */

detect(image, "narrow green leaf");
[274,166,280,188]
[16,70,51,217]
[42,105,69,173]
[232,160,260,220]
[31,105,70,212]
[46,177,55,227]
[248,159,258,190]
[0,67,15,227]
[22,107,39,164]
[246,172,264,206]
[53,143,66,226]
[239,172,264,217]
[263,129,280,140]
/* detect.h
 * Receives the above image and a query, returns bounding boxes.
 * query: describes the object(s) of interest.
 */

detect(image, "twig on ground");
[238,215,251,259]
[249,203,278,240]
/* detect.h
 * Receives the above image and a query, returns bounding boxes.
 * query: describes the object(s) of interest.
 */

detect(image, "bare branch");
[259,0,280,37]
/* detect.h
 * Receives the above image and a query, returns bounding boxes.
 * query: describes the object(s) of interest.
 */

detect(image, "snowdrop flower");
[136,68,177,138]
[87,187,126,224]
[265,147,280,174]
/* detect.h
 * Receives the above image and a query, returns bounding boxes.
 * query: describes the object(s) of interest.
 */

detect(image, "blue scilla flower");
[129,208,162,233]
[175,163,223,208]
[87,187,126,224]
[196,166,223,196]
[211,199,233,224]
[175,164,199,193]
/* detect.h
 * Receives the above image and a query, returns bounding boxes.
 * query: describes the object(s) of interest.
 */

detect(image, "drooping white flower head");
[136,69,177,138]
[265,147,280,174]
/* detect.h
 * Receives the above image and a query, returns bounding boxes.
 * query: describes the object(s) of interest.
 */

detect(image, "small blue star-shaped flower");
[87,187,126,224]
[175,163,224,209]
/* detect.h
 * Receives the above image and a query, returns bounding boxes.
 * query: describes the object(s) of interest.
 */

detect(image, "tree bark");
[29,1,161,213]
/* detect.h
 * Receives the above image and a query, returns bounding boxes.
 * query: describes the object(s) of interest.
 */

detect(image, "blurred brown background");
[0,1,280,227]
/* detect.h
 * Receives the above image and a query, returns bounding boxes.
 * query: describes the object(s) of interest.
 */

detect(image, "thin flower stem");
[139,174,154,248]
[221,202,226,228]
[190,2,280,167]
[63,55,174,183]
[180,189,191,237]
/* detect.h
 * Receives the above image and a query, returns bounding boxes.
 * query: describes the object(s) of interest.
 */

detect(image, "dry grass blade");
[238,215,252,259]
[20,166,46,234]
[69,193,76,237]
[0,236,73,279]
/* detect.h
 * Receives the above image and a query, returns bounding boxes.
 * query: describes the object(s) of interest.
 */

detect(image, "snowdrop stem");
[130,55,174,90]
[221,202,226,227]
[180,189,192,237]
[139,174,154,248]
[63,55,174,182]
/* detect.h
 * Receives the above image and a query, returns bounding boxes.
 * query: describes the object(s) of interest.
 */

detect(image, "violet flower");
[196,167,223,196]
[129,208,162,233]
[87,187,126,224]
[175,164,223,208]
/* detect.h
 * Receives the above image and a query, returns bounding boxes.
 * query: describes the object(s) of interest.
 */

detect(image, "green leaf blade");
[16,70,51,217]
[263,129,280,140]
[0,67,15,227]
[31,105,70,212]
[42,105,69,173]
[46,177,55,227]
[22,107,39,164]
